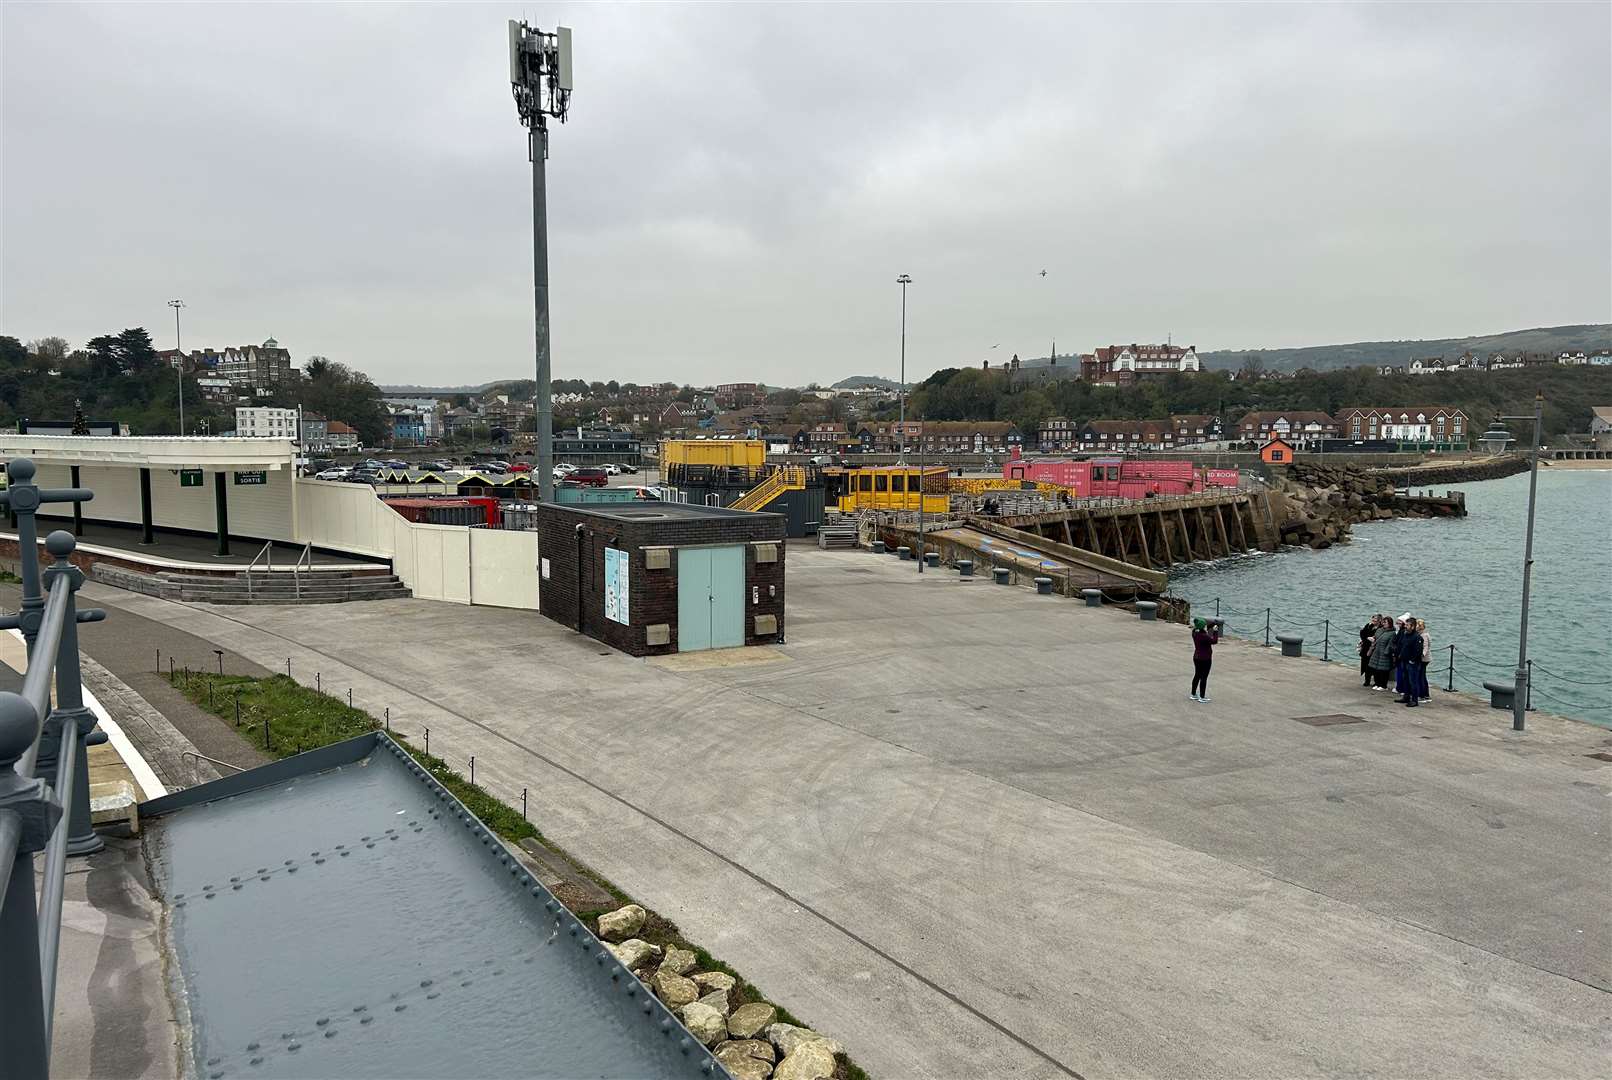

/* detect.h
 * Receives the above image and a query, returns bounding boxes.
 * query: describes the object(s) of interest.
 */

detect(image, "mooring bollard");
[924,551,939,567]
[1483,680,1515,711]
[1137,600,1158,621]
[957,560,973,577]
[1276,633,1304,657]
[1082,588,1101,607]
[896,546,911,560]
[872,541,886,554]
[1035,577,1053,595]
[992,567,1011,585]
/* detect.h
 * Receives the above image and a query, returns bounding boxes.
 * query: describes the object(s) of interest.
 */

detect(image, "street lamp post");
[1481,391,1544,731]
[896,274,911,464]
[509,21,573,503]
[168,299,186,434]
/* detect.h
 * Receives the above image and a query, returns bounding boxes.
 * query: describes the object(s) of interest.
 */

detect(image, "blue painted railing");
[0,458,106,1076]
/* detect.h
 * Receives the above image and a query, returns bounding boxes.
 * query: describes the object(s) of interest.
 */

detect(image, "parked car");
[569,467,609,487]
[616,462,638,474]
[508,462,533,473]
[633,486,662,500]
[383,459,408,470]
[316,467,349,481]
[603,463,620,475]
[349,468,380,485]
[554,462,578,475]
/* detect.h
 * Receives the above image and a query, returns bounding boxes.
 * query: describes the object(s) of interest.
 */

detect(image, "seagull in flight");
[1039,269,1047,277]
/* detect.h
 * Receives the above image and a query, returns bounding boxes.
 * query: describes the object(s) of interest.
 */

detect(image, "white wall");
[31,462,298,543]
[290,479,537,608]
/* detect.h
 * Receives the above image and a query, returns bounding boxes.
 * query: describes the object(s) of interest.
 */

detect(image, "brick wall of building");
[533,504,786,656]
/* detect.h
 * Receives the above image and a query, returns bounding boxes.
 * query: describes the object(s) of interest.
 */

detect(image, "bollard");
[1082,588,1101,607]
[1322,619,1330,662]
[1526,659,1534,711]
[1482,680,1515,711]
[1276,633,1303,657]
[1264,608,1271,647]
[384,706,390,731]
[156,647,161,675]
[522,788,528,820]
[1214,598,1220,619]
[957,560,973,577]
[896,546,911,560]
[1446,644,1455,692]
[469,756,475,785]
[872,541,886,554]
[424,727,430,756]
[1034,577,1053,595]
[234,688,241,727]
[992,567,1011,585]
[1137,600,1158,621]
[287,657,292,677]
[924,551,939,567]
[316,672,321,694]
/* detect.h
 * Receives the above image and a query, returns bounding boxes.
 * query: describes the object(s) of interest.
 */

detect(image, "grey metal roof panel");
[142,735,723,1079]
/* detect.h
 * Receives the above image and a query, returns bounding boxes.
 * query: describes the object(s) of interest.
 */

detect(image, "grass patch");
[0,568,22,584]
[167,669,868,1076]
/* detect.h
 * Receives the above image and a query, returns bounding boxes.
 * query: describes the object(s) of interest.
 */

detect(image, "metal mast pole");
[169,299,185,435]
[1512,390,1543,731]
[510,20,570,504]
[897,274,911,464]
[532,128,554,502]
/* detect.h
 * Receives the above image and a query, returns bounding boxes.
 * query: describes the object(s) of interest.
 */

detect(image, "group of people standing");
[1360,614,1431,706]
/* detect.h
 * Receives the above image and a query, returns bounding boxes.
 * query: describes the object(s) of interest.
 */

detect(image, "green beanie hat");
[1193,617,1206,630]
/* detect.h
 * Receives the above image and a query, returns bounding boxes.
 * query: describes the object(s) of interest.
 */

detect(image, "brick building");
[1233,411,1339,447]
[532,502,786,656]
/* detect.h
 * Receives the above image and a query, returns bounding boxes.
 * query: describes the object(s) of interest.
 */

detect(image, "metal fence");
[0,458,106,1076]
[1194,597,1612,720]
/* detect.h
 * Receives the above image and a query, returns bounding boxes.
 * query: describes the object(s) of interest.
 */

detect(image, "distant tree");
[1239,354,1265,381]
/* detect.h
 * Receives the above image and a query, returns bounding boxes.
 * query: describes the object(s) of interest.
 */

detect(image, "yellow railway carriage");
[833,465,950,515]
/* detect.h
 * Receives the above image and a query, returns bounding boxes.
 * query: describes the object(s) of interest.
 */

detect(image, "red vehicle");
[507,462,533,473]
[1004,449,1238,498]
[382,496,502,528]
[569,467,609,487]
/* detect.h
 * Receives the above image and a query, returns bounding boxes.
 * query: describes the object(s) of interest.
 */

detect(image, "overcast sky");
[3,3,1608,388]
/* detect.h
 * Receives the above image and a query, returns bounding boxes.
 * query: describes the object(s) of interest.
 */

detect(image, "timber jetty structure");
[992,490,1278,570]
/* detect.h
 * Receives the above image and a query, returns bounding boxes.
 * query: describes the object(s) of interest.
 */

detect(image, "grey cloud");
[3,2,1607,387]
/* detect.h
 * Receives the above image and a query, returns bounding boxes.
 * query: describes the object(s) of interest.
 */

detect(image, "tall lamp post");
[509,20,573,503]
[168,299,186,435]
[1480,391,1544,731]
[896,274,911,464]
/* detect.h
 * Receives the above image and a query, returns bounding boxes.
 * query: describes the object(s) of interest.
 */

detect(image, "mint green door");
[707,545,745,649]
[676,545,745,652]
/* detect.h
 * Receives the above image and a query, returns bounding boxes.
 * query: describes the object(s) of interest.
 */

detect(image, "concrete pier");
[72,559,1611,1080]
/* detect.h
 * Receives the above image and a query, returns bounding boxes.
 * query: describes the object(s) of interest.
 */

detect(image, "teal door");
[677,545,745,652]
[708,545,745,649]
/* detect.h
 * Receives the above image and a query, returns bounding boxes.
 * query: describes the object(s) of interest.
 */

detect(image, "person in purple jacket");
[1190,617,1220,703]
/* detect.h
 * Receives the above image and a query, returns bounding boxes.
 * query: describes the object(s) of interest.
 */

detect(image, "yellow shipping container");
[659,439,766,470]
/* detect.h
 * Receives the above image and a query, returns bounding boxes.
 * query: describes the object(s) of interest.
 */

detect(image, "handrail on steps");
[294,542,312,599]
[245,542,272,601]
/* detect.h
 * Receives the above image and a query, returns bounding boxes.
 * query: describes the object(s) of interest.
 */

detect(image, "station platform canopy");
[0,434,296,470]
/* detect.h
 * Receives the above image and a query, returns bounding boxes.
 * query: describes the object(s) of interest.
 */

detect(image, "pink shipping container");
[1002,449,1239,499]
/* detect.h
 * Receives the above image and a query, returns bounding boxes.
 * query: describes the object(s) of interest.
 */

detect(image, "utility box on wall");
[533,502,786,656]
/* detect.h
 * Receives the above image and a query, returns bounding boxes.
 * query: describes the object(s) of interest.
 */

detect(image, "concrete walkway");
[69,551,1612,1079]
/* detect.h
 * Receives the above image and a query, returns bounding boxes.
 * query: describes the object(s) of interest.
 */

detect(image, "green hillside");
[1200,325,1612,373]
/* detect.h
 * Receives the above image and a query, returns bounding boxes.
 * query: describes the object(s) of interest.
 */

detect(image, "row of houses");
[1037,407,1474,452]
[1398,350,1612,375]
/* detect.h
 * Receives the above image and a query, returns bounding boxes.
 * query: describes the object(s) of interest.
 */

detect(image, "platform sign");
[603,547,629,624]
[179,469,204,488]
[234,470,267,486]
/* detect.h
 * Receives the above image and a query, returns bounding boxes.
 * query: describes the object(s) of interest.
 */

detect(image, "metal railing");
[294,542,312,599]
[245,541,273,601]
[0,457,106,1076]
[181,749,245,775]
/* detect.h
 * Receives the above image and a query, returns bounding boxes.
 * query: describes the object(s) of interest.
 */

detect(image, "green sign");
[179,469,204,488]
[234,470,268,486]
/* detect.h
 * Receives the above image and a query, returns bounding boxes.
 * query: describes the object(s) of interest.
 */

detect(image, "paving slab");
[68,552,1612,1079]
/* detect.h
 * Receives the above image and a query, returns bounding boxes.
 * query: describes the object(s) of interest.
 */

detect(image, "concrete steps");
[92,564,412,605]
